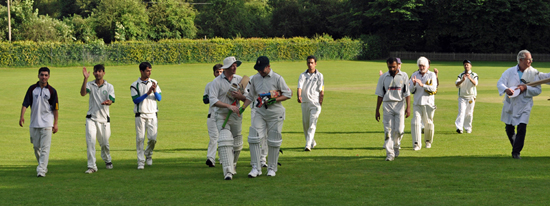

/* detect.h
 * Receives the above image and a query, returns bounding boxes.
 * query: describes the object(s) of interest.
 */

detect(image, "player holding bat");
[241,56,292,178]
[209,56,247,180]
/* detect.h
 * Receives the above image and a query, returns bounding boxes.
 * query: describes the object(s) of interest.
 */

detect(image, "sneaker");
[426,142,432,149]
[137,165,144,170]
[206,159,215,167]
[146,157,153,166]
[395,148,400,158]
[248,167,262,178]
[267,169,276,177]
[106,162,113,170]
[385,156,394,161]
[312,140,317,148]
[304,147,311,151]
[456,129,463,134]
[261,162,268,168]
[465,130,472,134]
[512,154,521,159]
[85,168,97,174]
[413,142,421,151]
[224,173,233,180]
[37,173,45,177]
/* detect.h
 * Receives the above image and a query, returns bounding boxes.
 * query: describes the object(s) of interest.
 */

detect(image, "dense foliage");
[1,0,550,56]
[0,37,362,66]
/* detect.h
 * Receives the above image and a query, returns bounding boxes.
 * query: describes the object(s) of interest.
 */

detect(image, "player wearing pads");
[242,56,292,178]
[298,55,324,151]
[375,57,411,161]
[247,75,269,168]
[19,67,59,177]
[80,64,115,174]
[204,64,224,167]
[131,62,162,170]
[209,56,247,180]
[409,56,438,151]
[455,60,478,134]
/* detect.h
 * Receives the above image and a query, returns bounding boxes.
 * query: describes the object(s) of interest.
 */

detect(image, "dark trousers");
[505,123,527,155]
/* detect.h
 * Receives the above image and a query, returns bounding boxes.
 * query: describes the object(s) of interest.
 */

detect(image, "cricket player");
[409,56,438,151]
[204,64,223,167]
[131,62,162,169]
[209,56,247,180]
[375,57,410,161]
[80,64,115,174]
[246,75,269,168]
[19,67,59,177]
[298,55,324,151]
[242,56,292,178]
[455,60,478,134]
[497,50,541,159]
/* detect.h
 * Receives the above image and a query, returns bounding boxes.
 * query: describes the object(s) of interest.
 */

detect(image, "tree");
[91,0,148,43]
[147,0,197,40]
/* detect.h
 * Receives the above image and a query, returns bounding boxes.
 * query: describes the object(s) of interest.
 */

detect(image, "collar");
[92,80,106,88]
[304,69,317,74]
[35,81,49,88]
[138,77,149,84]
[221,72,232,83]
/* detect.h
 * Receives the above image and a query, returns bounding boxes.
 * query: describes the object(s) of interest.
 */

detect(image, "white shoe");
[261,162,268,168]
[413,145,421,151]
[248,167,262,178]
[137,165,144,170]
[304,147,311,151]
[267,169,276,177]
[146,158,153,166]
[426,142,432,149]
[85,168,97,174]
[37,172,46,177]
[465,130,472,133]
[312,140,317,148]
[385,156,394,161]
[224,173,233,180]
[106,162,113,169]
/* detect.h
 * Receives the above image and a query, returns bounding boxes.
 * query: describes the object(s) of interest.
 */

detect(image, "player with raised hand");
[131,62,162,170]
[80,64,115,174]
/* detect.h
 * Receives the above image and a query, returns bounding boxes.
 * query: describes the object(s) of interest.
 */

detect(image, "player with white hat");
[409,56,438,150]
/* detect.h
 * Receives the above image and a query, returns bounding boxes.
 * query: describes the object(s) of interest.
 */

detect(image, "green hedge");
[0,37,363,67]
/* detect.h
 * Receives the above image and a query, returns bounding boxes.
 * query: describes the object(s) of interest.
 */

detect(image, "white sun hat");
[221,56,242,69]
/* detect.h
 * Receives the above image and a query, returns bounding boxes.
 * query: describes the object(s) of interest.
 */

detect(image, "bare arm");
[375,96,383,122]
[53,109,58,134]
[405,96,410,118]
[19,106,27,127]
[297,88,302,103]
[80,67,89,96]
[319,90,324,106]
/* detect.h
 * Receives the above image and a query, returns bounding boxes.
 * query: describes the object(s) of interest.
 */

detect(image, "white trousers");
[411,105,436,148]
[382,101,405,158]
[206,114,218,163]
[249,112,284,172]
[455,97,475,132]
[251,109,267,164]
[135,116,157,166]
[301,102,321,148]
[30,127,52,174]
[86,119,112,170]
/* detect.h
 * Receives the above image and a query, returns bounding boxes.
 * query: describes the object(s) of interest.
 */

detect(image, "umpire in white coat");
[497,50,541,159]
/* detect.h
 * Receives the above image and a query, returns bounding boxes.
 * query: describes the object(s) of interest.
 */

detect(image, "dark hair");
[139,62,152,71]
[94,64,105,72]
[213,64,223,72]
[307,55,317,62]
[38,67,50,75]
[386,57,397,64]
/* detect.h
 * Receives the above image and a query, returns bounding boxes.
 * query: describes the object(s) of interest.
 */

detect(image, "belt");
[86,115,110,122]
[135,112,158,117]
[208,113,211,118]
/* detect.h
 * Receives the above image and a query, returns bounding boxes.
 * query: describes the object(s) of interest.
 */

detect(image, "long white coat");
[496,65,542,125]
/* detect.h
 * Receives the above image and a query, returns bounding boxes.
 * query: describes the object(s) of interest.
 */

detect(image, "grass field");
[2,60,550,205]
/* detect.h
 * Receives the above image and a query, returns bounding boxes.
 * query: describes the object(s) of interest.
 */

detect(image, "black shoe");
[421,128,425,134]
[456,129,463,134]
[512,154,521,159]
[206,159,215,167]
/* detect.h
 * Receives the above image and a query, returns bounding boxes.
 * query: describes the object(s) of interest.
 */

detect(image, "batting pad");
[249,142,261,168]
[219,146,235,175]
[218,129,233,147]
[268,146,280,172]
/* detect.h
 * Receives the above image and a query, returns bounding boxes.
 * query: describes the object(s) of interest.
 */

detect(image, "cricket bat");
[222,75,249,129]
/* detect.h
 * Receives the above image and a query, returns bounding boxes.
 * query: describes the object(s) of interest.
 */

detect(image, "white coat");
[496,65,542,126]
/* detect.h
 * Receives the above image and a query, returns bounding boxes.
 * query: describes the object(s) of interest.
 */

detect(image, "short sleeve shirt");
[297,69,324,104]
[86,80,115,122]
[375,71,410,102]
[22,82,59,128]
[246,69,292,119]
